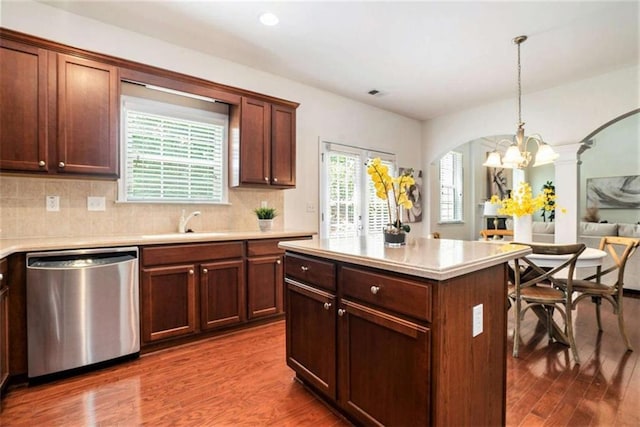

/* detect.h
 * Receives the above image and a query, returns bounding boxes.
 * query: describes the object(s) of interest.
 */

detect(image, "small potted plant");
[254,207,278,231]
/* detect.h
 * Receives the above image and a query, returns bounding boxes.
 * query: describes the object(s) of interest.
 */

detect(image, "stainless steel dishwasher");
[26,247,140,379]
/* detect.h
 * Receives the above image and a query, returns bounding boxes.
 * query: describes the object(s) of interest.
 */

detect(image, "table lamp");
[483,201,500,237]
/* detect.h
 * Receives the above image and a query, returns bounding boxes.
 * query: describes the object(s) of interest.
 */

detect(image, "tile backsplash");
[0,176,284,239]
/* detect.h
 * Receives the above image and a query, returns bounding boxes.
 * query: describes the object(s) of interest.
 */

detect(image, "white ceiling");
[39,1,639,121]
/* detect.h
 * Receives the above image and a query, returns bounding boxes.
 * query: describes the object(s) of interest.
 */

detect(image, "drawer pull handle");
[202,268,208,274]
[189,269,194,275]
[323,302,331,310]
[338,309,346,317]
[273,178,278,182]
[276,259,281,265]
[370,285,380,295]
[300,266,309,272]
[39,160,46,167]
[58,161,65,168]
[0,273,3,281]
[265,177,269,182]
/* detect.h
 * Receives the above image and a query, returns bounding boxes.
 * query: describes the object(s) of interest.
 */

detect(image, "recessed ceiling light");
[259,12,279,26]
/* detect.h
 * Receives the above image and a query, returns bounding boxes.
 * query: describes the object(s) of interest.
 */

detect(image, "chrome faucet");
[178,209,201,233]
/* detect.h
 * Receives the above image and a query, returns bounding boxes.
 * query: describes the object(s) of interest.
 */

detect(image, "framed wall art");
[587,175,640,209]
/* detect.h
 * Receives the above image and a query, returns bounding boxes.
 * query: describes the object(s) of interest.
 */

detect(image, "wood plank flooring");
[2,296,639,426]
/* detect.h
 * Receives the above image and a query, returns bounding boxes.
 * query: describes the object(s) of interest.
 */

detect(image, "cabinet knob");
[323,302,332,310]
[58,161,65,168]
[370,285,380,295]
[338,309,346,317]
[276,259,281,265]
[264,177,269,182]
[0,273,3,281]
[273,178,278,182]
[202,268,208,274]
[188,269,194,275]
[300,266,309,272]
[38,160,46,167]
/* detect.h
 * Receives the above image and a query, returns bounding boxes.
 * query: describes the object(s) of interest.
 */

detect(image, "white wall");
[1,1,423,236]
[422,65,640,237]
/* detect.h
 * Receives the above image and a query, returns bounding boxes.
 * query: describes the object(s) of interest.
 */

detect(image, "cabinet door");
[0,39,49,172]
[247,255,283,319]
[338,299,430,426]
[0,258,8,392]
[240,97,270,185]
[200,259,246,330]
[270,104,295,187]
[57,54,119,176]
[0,286,7,393]
[286,279,337,400]
[141,264,197,343]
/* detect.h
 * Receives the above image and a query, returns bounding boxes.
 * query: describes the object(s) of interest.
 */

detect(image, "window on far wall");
[439,151,463,223]
[320,142,396,239]
[118,82,229,204]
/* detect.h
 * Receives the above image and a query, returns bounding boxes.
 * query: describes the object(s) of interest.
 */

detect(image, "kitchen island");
[280,236,530,426]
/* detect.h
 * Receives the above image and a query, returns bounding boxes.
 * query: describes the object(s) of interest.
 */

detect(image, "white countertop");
[279,236,531,281]
[0,230,315,258]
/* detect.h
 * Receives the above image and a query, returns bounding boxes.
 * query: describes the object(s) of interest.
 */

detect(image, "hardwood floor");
[2,296,639,426]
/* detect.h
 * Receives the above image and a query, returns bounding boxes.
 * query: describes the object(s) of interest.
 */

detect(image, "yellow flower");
[490,181,547,217]
[367,158,414,232]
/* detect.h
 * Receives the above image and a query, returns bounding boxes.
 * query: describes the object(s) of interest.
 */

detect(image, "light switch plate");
[306,202,316,213]
[87,196,106,211]
[472,304,483,337]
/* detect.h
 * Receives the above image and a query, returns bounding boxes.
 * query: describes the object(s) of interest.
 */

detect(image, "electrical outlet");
[87,196,106,211]
[46,196,60,212]
[261,201,268,208]
[472,304,483,337]
[306,202,316,213]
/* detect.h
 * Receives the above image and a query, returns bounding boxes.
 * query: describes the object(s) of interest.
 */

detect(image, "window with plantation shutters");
[320,142,395,239]
[439,151,463,223]
[119,94,228,203]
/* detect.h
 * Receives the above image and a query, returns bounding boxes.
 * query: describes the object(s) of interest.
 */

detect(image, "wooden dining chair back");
[511,243,586,363]
[571,236,640,351]
[480,229,513,240]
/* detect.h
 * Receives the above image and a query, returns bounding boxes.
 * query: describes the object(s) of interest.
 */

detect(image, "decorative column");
[553,143,583,244]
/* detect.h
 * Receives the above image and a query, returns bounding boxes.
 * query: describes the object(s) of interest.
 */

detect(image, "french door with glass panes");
[320,142,396,239]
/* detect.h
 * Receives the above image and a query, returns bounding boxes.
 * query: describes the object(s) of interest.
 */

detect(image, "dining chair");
[570,236,639,351]
[510,243,586,363]
[480,229,513,240]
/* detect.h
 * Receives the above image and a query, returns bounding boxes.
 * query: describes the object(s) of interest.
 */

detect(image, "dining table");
[483,241,608,347]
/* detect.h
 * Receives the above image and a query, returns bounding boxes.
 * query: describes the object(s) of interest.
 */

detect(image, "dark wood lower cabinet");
[286,280,336,399]
[338,299,430,426]
[247,255,283,319]
[141,264,197,343]
[285,253,507,427]
[200,260,245,330]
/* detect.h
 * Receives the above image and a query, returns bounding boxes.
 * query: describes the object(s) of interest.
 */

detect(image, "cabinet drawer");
[142,242,244,266]
[340,266,431,322]
[247,239,282,256]
[285,253,336,291]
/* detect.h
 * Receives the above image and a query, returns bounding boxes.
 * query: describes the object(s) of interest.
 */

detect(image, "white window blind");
[326,150,361,238]
[439,151,463,222]
[320,142,395,239]
[120,96,227,203]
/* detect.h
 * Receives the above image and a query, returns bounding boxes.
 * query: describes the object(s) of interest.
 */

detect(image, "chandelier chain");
[517,40,522,126]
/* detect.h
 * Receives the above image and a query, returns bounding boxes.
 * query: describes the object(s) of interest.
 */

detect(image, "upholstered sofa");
[531,221,640,291]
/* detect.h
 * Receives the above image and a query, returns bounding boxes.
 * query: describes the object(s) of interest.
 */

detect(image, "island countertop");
[279,236,531,281]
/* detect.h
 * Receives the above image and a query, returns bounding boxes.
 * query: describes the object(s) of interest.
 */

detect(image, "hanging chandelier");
[483,35,558,169]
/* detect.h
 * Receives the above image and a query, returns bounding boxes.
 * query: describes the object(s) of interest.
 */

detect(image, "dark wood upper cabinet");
[56,54,119,176]
[271,104,296,186]
[0,39,118,177]
[0,29,298,181]
[0,39,49,172]
[233,97,296,188]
